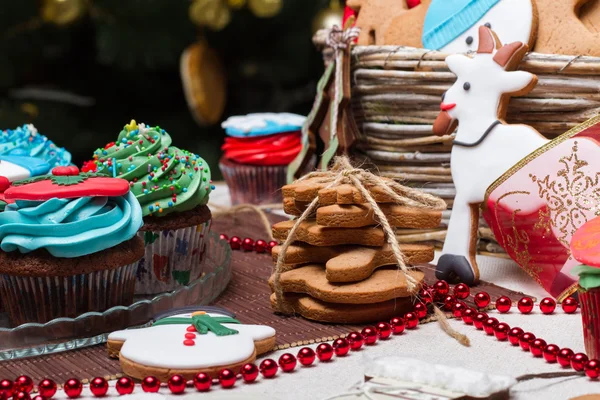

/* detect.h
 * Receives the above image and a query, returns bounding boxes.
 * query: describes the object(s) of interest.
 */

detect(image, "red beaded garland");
[267,241,278,253]
[141,376,161,393]
[418,288,433,304]
[404,312,419,329]
[539,297,556,314]
[530,339,547,357]
[362,327,379,345]
[461,308,476,325]
[433,280,449,296]
[494,322,510,341]
[12,392,29,400]
[375,322,392,339]
[508,327,524,346]
[453,283,470,300]
[90,377,109,397]
[241,363,259,383]
[562,297,579,314]
[390,317,405,334]
[571,353,589,371]
[116,377,134,395]
[519,332,536,351]
[193,373,212,391]
[279,353,297,372]
[32,396,44,400]
[413,302,428,319]
[333,338,350,356]
[495,296,512,314]
[517,297,534,314]
[347,332,364,350]
[483,317,499,335]
[557,348,574,368]
[37,379,56,399]
[219,233,229,241]
[168,375,186,394]
[259,359,278,378]
[474,292,491,308]
[452,301,467,318]
[229,236,241,250]
[585,360,600,379]
[241,237,255,251]
[0,380,13,398]
[473,312,488,330]
[63,379,82,399]
[442,295,456,311]
[317,343,334,361]
[254,239,267,253]
[298,347,316,365]
[543,344,560,363]
[219,369,237,388]
[14,377,33,394]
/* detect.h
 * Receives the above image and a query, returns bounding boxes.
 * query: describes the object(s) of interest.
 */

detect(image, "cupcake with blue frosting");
[0,124,72,167]
[0,166,144,325]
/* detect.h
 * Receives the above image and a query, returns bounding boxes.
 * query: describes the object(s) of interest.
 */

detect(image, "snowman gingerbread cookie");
[108,310,276,380]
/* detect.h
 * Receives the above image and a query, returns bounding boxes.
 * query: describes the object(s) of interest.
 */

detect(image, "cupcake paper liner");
[580,286,600,359]
[134,220,212,294]
[0,262,137,326]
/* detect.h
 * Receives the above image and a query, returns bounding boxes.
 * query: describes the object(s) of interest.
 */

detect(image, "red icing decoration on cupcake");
[221,132,302,166]
[81,160,98,173]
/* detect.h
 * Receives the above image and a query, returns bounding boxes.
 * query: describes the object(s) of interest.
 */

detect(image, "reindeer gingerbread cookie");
[108,310,276,380]
[422,0,538,53]
[433,26,547,284]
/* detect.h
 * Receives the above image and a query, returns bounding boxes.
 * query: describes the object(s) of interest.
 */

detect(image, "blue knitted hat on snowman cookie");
[422,0,500,50]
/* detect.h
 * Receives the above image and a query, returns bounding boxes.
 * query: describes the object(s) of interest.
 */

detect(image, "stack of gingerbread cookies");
[269,176,443,324]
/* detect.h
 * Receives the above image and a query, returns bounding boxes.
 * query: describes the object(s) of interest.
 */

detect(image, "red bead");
[433,280,449,296]
[390,317,406,334]
[267,241,278,254]
[32,396,44,400]
[0,381,13,398]
[452,301,467,318]
[63,379,82,399]
[37,379,56,399]
[333,338,350,356]
[494,322,510,341]
[12,392,29,400]
[229,236,241,250]
[557,348,575,368]
[508,327,524,346]
[259,359,278,378]
[462,308,476,324]
[219,369,236,388]
[540,297,556,314]
[562,297,579,314]
[474,292,491,308]
[90,377,109,397]
[517,297,534,314]
[585,360,600,379]
[530,339,547,357]
[348,332,365,350]
[483,317,498,335]
[418,288,433,304]
[219,233,229,241]
[519,332,536,351]
[193,373,212,391]
[168,375,186,394]
[362,327,378,345]
[404,312,419,329]
[473,312,488,330]
[297,347,316,365]
[240,363,259,383]
[453,283,470,300]
[572,353,589,371]
[442,295,456,311]
[317,343,334,361]
[279,353,297,372]
[543,344,560,363]
[141,376,161,393]
[115,377,134,395]
[375,322,392,339]
[13,377,33,394]
[495,296,512,313]
[254,239,267,253]
[413,302,428,319]
[241,237,255,251]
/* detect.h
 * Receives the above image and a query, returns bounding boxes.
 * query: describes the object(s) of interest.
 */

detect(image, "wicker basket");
[315,30,600,256]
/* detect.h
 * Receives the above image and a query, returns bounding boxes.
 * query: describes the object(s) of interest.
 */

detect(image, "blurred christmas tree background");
[0,0,343,178]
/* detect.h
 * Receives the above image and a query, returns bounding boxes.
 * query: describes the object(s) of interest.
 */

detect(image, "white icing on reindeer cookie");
[423,0,536,53]
[108,312,276,369]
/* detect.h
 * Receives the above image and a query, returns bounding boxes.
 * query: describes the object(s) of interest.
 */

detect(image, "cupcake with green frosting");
[90,120,213,294]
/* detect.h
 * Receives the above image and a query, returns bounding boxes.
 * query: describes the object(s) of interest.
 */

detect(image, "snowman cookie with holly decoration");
[108,310,276,380]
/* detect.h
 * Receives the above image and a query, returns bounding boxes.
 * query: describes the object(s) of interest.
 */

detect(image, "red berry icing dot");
[183,339,195,346]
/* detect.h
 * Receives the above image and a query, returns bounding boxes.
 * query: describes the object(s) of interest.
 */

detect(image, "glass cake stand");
[0,232,232,360]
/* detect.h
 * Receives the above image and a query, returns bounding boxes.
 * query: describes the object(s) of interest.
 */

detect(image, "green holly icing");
[91,121,212,217]
[12,173,100,187]
[152,314,240,336]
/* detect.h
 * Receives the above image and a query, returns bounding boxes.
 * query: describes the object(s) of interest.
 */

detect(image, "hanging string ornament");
[312,0,344,34]
[41,0,88,26]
